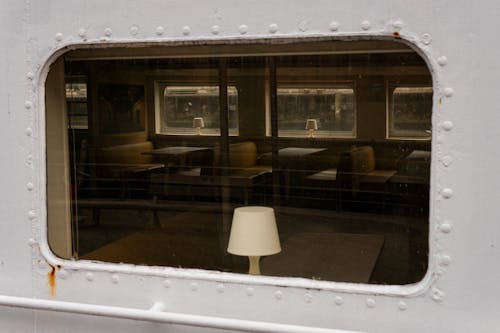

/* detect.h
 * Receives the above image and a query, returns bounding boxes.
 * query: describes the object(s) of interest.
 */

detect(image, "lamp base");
[248,256,261,275]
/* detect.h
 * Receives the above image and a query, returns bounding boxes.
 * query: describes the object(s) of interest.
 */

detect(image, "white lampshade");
[305,118,318,130]
[193,117,205,128]
[227,206,281,257]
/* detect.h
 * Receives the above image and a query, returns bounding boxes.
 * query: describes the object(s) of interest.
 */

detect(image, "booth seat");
[85,141,164,198]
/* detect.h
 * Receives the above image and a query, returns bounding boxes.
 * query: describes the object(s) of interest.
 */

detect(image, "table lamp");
[227,206,281,275]
[305,118,318,138]
[193,117,205,135]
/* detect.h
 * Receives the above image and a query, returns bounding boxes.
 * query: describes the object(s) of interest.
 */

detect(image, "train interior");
[46,40,431,285]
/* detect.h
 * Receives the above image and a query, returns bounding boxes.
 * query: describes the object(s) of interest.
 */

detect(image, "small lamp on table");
[227,206,281,275]
[193,117,205,135]
[305,118,318,138]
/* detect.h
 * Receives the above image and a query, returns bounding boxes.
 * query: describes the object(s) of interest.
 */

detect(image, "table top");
[278,147,327,158]
[142,146,212,156]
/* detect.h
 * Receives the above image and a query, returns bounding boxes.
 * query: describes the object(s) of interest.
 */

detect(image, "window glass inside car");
[47,40,431,284]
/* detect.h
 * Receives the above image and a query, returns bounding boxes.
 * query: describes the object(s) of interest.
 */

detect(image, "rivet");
[439,223,452,233]
[361,20,371,31]
[55,33,63,42]
[246,287,254,296]
[37,260,47,269]
[27,72,34,80]
[155,26,165,36]
[26,155,33,165]
[441,155,453,167]
[398,301,408,311]
[138,277,144,285]
[274,290,283,300]
[25,101,33,109]
[441,121,453,131]
[26,182,34,191]
[329,21,339,31]
[104,28,112,37]
[111,274,119,284]
[59,269,68,279]
[298,21,308,32]
[304,293,312,303]
[130,25,139,36]
[85,272,94,282]
[392,20,403,31]
[25,127,33,136]
[431,288,444,302]
[78,28,86,38]
[334,296,344,305]
[366,298,376,308]
[441,188,453,199]
[28,238,37,246]
[163,279,171,288]
[238,24,248,35]
[211,25,220,35]
[190,282,198,291]
[182,26,191,36]
[216,283,225,293]
[444,87,454,97]
[439,254,452,267]
[421,33,432,45]
[437,56,448,66]
[268,23,278,34]
[28,210,36,220]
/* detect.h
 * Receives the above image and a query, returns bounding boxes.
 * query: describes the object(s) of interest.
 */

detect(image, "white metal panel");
[0,0,499,332]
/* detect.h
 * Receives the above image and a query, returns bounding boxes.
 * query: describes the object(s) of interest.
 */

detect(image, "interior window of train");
[155,83,239,136]
[65,76,88,129]
[276,85,355,138]
[46,40,432,285]
[387,84,433,139]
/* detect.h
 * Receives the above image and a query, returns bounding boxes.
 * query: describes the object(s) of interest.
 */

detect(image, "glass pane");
[389,86,432,138]
[159,85,238,135]
[277,87,355,137]
[48,40,431,285]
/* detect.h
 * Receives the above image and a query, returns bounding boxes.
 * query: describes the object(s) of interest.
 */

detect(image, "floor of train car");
[73,199,428,285]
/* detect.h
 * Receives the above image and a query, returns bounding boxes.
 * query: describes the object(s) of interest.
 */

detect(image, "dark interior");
[49,39,431,285]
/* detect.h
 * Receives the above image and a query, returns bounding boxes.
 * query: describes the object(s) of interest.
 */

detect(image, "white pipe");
[0,295,363,333]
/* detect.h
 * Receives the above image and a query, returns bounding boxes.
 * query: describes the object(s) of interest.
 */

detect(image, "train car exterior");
[0,1,499,332]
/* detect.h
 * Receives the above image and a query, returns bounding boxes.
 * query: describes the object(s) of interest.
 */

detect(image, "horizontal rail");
[0,295,364,333]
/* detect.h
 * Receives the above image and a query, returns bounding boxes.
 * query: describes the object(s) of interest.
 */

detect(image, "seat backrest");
[337,145,375,189]
[350,146,375,174]
[203,141,258,176]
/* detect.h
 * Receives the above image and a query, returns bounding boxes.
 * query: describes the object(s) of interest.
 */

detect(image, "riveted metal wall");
[0,1,499,332]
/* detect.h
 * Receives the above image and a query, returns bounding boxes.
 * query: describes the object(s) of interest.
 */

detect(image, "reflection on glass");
[277,87,355,137]
[389,86,432,138]
[158,85,239,136]
[65,82,88,129]
[48,40,432,285]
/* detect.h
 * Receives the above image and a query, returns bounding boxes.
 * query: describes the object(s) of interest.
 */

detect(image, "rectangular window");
[155,84,239,136]
[388,85,432,139]
[47,40,431,285]
[277,86,355,138]
[65,78,88,129]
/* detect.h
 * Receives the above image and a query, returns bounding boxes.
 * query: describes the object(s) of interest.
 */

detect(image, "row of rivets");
[49,269,415,311]
[63,19,417,42]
